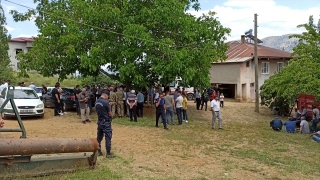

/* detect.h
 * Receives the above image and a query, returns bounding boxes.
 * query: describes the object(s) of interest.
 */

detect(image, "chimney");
[241,35,245,43]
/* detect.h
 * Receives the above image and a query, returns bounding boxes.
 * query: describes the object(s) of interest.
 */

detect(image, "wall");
[209,63,241,84]
[8,42,32,71]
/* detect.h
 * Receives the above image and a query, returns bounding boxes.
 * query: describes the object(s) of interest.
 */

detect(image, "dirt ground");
[0,100,315,180]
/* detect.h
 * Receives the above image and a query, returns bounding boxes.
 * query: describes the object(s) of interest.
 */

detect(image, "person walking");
[95,91,114,158]
[175,91,183,125]
[164,91,175,125]
[74,85,81,116]
[220,93,225,108]
[51,84,60,116]
[155,93,168,130]
[127,90,137,122]
[136,90,144,117]
[109,87,117,118]
[211,96,223,129]
[182,94,188,123]
[79,88,91,124]
[147,85,154,107]
[116,87,124,118]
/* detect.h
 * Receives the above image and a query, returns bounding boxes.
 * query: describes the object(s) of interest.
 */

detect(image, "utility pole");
[254,13,259,113]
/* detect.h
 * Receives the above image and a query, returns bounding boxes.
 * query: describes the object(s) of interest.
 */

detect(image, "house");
[8,37,34,71]
[209,36,292,102]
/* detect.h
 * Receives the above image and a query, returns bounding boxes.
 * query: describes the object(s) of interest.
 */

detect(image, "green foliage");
[260,15,320,112]
[0,5,14,83]
[10,0,230,89]
[80,73,119,87]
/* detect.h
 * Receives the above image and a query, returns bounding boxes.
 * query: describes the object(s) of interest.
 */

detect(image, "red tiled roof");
[222,40,292,63]
[9,37,35,43]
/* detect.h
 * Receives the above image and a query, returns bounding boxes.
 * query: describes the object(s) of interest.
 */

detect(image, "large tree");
[11,0,230,88]
[260,15,320,113]
[0,4,14,82]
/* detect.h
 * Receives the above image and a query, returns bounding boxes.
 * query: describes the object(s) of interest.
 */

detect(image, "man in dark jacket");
[270,117,283,131]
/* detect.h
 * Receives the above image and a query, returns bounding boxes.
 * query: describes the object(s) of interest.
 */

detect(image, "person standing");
[164,91,175,125]
[51,84,61,116]
[109,87,117,118]
[79,88,91,124]
[29,82,36,91]
[155,93,168,130]
[126,88,132,117]
[195,89,201,110]
[85,85,93,115]
[154,89,159,105]
[127,90,137,122]
[136,90,144,117]
[220,93,225,108]
[95,91,114,158]
[123,87,127,116]
[116,87,124,118]
[74,85,81,116]
[201,89,209,111]
[147,85,154,107]
[175,91,183,125]
[182,94,188,123]
[211,96,223,129]
[41,84,47,96]
[311,105,320,132]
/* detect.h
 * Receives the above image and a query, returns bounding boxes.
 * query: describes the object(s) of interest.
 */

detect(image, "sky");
[2,0,320,41]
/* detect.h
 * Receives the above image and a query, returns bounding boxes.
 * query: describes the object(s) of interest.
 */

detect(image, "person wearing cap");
[95,90,114,158]
[29,82,36,91]
[109,87,117,118]
[126,90,137,122]
[210,95,223,129]
[79,88,91,124]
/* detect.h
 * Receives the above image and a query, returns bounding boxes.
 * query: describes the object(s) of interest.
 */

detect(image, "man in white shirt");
[211,96,223,129]
[0,80,9,97]
[175,91,183,125]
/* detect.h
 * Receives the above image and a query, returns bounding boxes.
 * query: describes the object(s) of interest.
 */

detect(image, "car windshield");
[35,88,42,93]
[14,89,38,99]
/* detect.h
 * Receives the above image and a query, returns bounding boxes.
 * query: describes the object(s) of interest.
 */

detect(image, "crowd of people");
[270,105,320,143]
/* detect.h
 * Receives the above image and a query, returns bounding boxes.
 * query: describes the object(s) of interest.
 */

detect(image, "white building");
[8,37,34,71]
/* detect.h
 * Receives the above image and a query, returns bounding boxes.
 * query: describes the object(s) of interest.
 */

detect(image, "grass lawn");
[1,100,319,180]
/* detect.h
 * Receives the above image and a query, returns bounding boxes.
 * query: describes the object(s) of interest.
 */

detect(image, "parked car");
[35,87,43,99]
[0,87,44,119]
[42,87,76,111]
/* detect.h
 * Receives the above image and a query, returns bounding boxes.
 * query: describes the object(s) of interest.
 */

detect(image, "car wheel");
[187,93,194,101]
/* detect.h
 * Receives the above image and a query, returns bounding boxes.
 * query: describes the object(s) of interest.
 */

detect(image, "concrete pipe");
[0,138,99,156]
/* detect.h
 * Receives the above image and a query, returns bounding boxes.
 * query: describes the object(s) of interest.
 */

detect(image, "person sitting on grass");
[270,117,283,131]
[299,116,310,134]
[310,131,320,143]
[284,117,296,133]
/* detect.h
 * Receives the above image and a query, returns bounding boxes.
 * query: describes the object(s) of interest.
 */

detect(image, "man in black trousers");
[52,84,61,116]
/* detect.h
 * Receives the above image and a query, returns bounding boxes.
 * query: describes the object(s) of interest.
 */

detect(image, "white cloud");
[189,0,319,40]
[3,5,16,13]
[4,25,14,32]
[17,33,39,38]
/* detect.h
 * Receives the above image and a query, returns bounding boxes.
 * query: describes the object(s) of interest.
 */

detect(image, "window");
[169,81,175,87]
[261,62,269,74]
[246,61,250,67]
[17,62,20,69]
[16,49,22,55]
[277,62,284,72]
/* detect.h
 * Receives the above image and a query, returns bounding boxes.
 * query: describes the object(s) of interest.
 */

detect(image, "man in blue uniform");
[95,91,114,158]
[155,93,168,130]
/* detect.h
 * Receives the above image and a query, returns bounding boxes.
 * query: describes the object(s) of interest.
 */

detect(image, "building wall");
[210,59,289,102]
[8,42,32,71]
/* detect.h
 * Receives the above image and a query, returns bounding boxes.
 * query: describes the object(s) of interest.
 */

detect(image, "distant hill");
[261,34,299,53]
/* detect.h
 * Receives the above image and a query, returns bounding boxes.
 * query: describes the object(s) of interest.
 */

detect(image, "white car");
[0,87,44,119]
